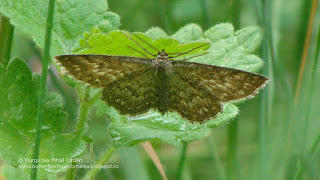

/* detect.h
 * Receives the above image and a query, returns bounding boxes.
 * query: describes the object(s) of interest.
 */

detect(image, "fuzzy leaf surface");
[0,59,86,174]
[0,0,120,57]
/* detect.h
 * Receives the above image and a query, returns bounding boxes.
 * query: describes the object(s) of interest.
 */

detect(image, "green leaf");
[200,23,263,72]
[0,58,86,174]
[74,28,208,56]
[234,26,263,53]
[71,23,264,147]
[172,23,203,43]
[0,0,120,57]
[204,23,234,43]
[145,27,168,39]
[108,103,237,147]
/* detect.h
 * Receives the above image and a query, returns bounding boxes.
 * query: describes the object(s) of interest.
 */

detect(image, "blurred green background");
[1,0,320,179]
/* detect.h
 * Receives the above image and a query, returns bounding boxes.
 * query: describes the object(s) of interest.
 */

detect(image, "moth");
[55,32,268,123]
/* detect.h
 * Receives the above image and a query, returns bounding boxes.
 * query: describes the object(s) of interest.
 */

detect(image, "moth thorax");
[156,56,168,61]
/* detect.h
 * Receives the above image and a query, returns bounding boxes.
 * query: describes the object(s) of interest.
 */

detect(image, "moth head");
[158,49,168,57]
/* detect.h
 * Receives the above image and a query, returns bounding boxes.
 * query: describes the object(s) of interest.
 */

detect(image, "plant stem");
[30,43,77,120]
[64,88,100,178]
[65,161,78,180]
[76,97,91,135]
[30,0,55,179]
[76,89,101,135]
[83,146,116,180]
[176,142,188,180]
[0,16,14,67]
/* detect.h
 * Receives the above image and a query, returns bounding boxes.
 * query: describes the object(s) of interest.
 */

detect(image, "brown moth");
[55,32,268,123]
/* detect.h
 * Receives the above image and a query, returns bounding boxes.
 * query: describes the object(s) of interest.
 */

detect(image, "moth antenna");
[174,52,208,61]
[121,31,156,57]
[127,46,149,58]
[168,43,210,58]
[131,33,160,53]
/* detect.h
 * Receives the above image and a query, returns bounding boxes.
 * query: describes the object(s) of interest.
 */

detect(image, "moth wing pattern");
[171,60,269,103]
[168,74,222,123]
[102,68,158,115]
[55,54,158,115]
[54,55,154,88]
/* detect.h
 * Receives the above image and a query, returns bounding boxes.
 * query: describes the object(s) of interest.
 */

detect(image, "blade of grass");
[257,0,276,179]
[259,0,294,169]
[292,23,320,180]
[295,0,312,74]
[295,0,318,103]
[83,146,116,180]
[303,22,320,146]
[141,141,168,180]
[30,0,55,179]
[226,1,241,179]
[119,147,150,180]
[289,2,319,178]
[226,119,240,180]
[154,0,173,34]
[206,135,226,180]
[228,0,240,28]
[310,133,320,155]
[0,16,14,67]
[284,2,319,179]
[199,0,210,29]
[256,0,291,99]
[176,142,188,180]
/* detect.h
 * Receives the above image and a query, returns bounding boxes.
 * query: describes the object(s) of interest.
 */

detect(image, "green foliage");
[0,58,86,176]
[202,23,263,72]
[0,0,120,57]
